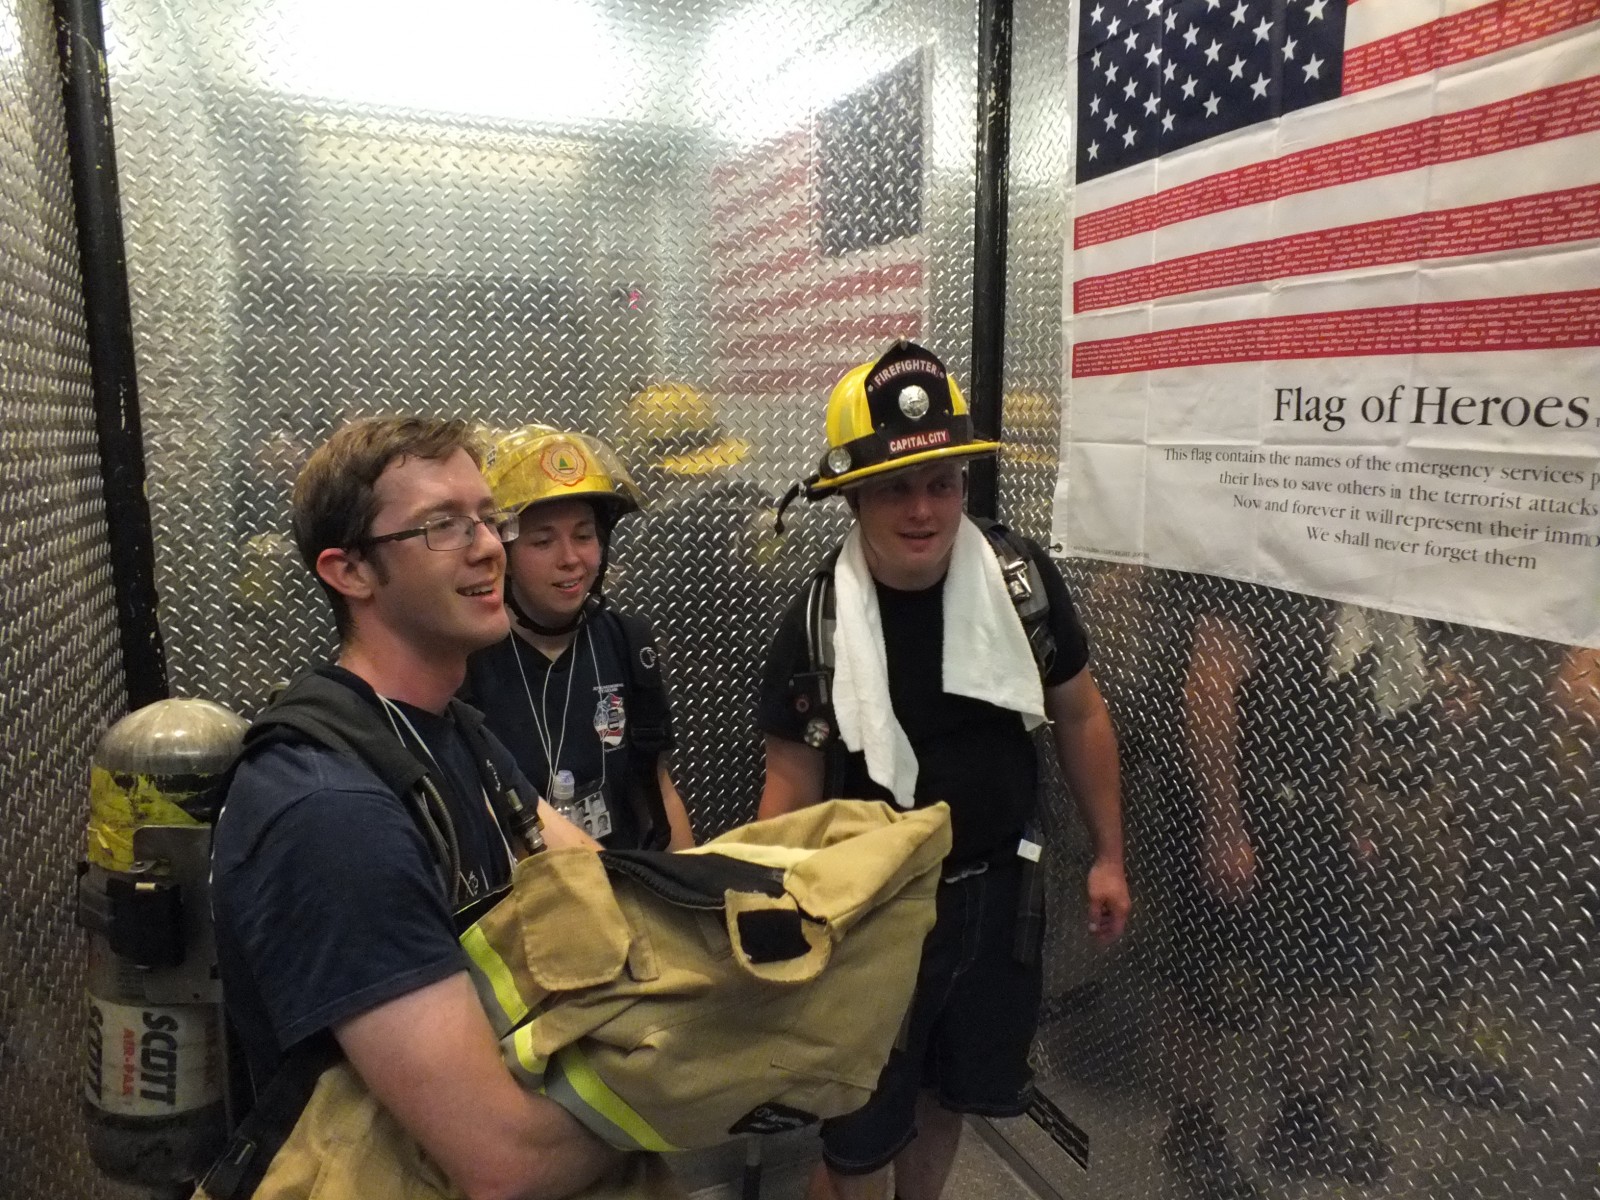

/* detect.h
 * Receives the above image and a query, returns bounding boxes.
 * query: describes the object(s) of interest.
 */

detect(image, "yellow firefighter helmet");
[804,340,999,496]
[482,424,643,519]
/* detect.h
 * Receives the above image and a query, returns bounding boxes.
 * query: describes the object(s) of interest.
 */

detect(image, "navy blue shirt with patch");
[212,667,519,1093]
[462,609,673,850]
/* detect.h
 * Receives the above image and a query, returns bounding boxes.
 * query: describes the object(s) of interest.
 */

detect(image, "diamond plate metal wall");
[85,1,1599,1198]
[1002,2,1599,1198]
[0,1,129,1196]
[105,0,980,839]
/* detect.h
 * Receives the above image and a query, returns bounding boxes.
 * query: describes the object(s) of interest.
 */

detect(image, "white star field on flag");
[1077,0,1344,180]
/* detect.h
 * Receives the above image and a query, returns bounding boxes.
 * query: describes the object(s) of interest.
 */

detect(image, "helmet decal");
[865,353,946,392]
[539,441,588,487]
[887,429,951,455]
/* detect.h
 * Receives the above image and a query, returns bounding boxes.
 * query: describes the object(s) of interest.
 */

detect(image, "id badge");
[572,779,612,841]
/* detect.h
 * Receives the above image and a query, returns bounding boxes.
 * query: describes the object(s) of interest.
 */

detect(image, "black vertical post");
[55,0,169,707]
[968,0,1014,522]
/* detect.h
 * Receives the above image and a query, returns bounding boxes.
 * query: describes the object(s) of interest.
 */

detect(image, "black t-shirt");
[212,666,519,1092]
[461,611,673,849]
[757,533,1090,865]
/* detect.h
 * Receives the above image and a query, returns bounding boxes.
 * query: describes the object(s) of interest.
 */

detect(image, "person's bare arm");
[658,763,696,848]
[1044,669,1131,943]
[1182,612,1258,902]
[758,735,826,819]
[336,972,618,1200]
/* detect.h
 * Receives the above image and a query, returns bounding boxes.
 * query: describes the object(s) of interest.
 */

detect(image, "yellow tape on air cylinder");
[87,766,203,872]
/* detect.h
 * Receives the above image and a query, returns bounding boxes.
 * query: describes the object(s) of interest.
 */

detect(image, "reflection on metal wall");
[1003,1,1599,1198]
[105,0,979,840]
[0,0,127,1196]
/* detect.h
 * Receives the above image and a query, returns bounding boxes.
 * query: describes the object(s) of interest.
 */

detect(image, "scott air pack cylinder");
[78,698,248,1188]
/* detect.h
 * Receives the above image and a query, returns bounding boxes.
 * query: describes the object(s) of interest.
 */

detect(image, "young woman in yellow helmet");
[461,425,694,850]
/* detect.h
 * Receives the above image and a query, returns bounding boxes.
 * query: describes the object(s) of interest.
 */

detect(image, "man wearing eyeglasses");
[208,416,620,1199]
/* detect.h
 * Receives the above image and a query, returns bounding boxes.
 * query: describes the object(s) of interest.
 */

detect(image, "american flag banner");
[707,54,929,437]
[1058,0,1600,648]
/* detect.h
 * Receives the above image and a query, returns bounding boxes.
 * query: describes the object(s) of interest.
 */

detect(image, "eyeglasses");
[357,510,521,552]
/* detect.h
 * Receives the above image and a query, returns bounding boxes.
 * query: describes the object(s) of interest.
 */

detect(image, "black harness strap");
[199,1036,340,1200]
[612,610,674,849]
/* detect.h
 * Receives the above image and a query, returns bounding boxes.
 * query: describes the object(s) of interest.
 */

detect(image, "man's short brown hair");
[291,415,481,638]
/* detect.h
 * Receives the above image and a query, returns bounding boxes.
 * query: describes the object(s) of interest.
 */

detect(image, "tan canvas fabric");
[202,800,949,1199]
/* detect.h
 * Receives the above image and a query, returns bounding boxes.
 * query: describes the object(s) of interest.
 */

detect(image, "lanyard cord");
[379,697,462,902]
[588,628,609,797]
[515,627,580,797]
[513,624,610,799]
[379,697,514,883]
[380,695,442,773]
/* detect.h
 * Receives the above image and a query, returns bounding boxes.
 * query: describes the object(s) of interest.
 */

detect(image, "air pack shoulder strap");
[789,548,841,742]
[243,679,428,801]
[199,1035,340,1200]
[609,610,674,849]
[448,699,542,858]
[972,518,1057,678]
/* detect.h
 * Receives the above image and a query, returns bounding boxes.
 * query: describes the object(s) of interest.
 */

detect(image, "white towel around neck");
[831,517,1047,807]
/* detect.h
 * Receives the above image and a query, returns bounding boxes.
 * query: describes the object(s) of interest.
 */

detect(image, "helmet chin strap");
[506,586,599,637]
[504,531,614,637]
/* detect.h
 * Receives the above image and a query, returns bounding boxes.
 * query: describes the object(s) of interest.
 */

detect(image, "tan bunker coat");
[200,799,950,1200]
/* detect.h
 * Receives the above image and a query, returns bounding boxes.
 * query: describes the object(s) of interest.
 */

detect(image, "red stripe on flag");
[710,123,925,399]
[710,202,812,252]
[1344,0,1600,95]
[714,247,819,289]
[716,313,924,358]
[1075,183,1600,312]
[1075,75,1600,248]
[1071,289,1600,376]
[710,131,808,191]
[713,163,811,223]
[710,263,925,322]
